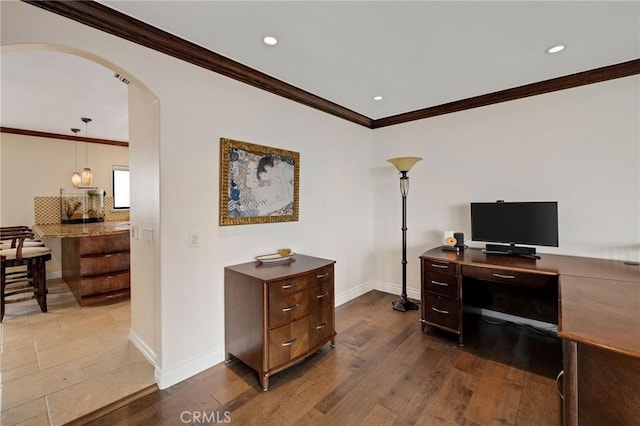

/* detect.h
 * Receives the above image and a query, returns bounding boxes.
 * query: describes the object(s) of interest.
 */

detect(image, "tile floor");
[1,279,155,425]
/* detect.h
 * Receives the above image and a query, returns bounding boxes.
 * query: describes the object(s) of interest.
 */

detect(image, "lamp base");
[392,296,419,312]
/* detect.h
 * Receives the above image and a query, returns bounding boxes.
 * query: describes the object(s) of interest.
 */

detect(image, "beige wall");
[0,132,129,273]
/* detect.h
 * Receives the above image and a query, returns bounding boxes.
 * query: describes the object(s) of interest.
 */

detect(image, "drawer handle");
[431,263,448,269]
[316,322,328,330]
[431,307,449,315]
[316,291,329,299]
[282,282,298,289]
[316,272,329,279]
[281,338,297,347]
[492,273,515,279]
[431,280,448,287]
[556,370,564,399]
[281,304,299,312]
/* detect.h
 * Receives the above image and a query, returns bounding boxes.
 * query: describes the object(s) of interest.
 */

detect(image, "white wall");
[1,1,375,388]
[372,76,640,298]
[3,1,638,390]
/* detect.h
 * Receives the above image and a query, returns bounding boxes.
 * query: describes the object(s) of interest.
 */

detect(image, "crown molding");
[22,0,373,128]
[22,1,640,130]
[0,127,129,147]
[372,59,640,128]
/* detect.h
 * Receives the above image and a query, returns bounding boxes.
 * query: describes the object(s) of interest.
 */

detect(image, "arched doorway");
[0,44,161,424]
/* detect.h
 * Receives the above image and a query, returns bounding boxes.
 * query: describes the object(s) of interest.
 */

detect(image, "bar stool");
[0,227,51,322]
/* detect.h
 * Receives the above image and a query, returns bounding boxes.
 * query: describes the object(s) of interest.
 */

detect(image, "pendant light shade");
[71,171,82,188]
[81,167,93,186]
[80,117,93,186]
[70,127,82,187]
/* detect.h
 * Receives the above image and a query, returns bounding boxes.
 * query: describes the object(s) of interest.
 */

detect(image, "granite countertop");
[33,222,130,239]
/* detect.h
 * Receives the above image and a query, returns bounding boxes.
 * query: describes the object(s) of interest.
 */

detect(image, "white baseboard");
[334,280,420,307]
[335,280,376,306]
[464,306,558,332]
[371,280,420,301]
[154,348,224,390]
[129,328,158,368]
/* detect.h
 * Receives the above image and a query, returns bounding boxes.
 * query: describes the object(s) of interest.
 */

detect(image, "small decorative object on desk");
[442,231,467,252]
[255,249,295,263]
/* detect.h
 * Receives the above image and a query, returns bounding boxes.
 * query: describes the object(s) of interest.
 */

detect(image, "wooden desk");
[419,247,640,425]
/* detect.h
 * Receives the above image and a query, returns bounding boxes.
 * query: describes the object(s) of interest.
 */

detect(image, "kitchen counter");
[33,221,131,306]
[33,222,130,239]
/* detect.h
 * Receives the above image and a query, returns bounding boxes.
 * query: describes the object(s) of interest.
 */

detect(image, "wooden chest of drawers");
[420,256,463,344]
[224,254,336,390]
[62,232,130,306]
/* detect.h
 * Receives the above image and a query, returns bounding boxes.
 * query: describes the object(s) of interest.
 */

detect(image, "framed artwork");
[219,138,300,226]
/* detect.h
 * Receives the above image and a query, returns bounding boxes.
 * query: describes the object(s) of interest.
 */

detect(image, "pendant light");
[80,117,93,186]
[70,128,82,188]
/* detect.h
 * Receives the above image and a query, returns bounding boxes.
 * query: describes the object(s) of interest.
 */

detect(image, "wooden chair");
[0,227,51,322]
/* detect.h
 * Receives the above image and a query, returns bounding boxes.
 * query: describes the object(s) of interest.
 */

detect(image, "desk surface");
[421,247,640,358]
[33,222,130,239]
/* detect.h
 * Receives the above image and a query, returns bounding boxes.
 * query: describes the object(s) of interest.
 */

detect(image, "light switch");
[142,227,153,241]
[189,231,200,248]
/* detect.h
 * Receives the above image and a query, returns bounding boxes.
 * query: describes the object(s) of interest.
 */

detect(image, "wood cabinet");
[562,341,640,426]
[224,254,336,391]
[62,232,130,306]
[420,257,463,344]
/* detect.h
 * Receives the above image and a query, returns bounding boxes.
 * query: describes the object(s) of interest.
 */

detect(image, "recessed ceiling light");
[373,95,383,101]
[546,45,565,54]
[263,36,278,46]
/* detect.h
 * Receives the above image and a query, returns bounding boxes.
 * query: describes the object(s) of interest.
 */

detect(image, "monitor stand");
[482,243,540,259]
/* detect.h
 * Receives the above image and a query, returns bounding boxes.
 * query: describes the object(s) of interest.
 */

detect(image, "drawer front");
[269,291,310,329]
[462,264,556,288]
[422,293,461,331]
[80,233,130,255]
[308,305,334,348]
[80,252,130,276]
[422,258,457,275]
[269,275,310,301]
[423,271,458,299]
[80,271,130,296]
[268,264,334,302]
[308,281,334,314]
[268,317,309,369]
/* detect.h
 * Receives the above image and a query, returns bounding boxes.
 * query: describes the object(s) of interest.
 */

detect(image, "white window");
[112,165,130,209]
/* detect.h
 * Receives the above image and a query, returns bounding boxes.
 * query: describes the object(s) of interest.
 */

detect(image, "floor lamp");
[387,156,422,312]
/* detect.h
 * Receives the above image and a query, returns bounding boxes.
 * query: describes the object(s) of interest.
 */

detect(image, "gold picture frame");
[219,138,300,226]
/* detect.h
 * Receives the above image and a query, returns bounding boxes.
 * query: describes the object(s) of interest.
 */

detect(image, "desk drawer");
[423,293,460,331]
[462,265,557,288]
[423,258,458,275]
[423,271,458,299]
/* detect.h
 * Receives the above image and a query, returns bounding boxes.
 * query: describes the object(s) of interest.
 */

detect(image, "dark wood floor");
[74,290,562,425]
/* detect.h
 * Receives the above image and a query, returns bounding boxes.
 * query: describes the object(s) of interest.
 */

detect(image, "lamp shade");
[387,157,422,173]
[81,167,93,186]
[71,172,82,188]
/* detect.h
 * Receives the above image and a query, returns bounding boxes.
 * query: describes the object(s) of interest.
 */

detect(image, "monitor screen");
[470,201,558,247]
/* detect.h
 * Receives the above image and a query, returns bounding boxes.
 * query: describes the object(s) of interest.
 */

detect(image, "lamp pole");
[387,157,422,312]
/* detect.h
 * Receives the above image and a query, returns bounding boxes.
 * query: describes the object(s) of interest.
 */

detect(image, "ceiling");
[2,1,639,141]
